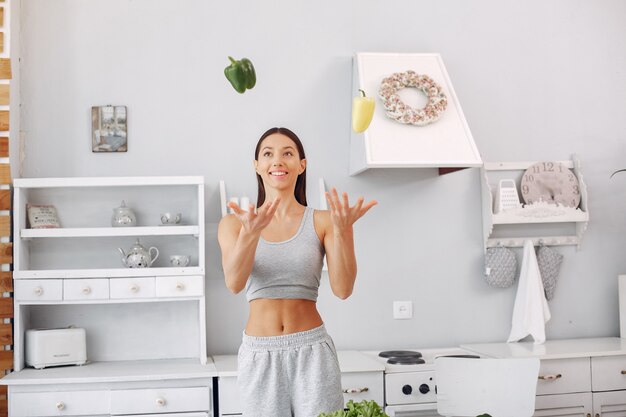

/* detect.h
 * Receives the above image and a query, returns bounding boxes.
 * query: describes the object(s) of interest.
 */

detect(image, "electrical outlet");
[393,301,413,319]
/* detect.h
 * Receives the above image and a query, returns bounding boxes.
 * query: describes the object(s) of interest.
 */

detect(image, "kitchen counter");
[461,337,626,360]
[212,350,385,377]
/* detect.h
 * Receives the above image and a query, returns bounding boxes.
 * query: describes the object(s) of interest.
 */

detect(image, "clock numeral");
[569,173,575,181]
[571,199,576,206]
[532,165,540,174]
[573,185,579,195]
[521,184,529,194]
[524,174,534,182]
[543,162,555,172]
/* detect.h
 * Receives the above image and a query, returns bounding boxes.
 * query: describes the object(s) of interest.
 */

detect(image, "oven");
[363,348,481,417]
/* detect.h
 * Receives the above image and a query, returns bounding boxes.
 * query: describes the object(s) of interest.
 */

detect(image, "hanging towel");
[507,240,551,344]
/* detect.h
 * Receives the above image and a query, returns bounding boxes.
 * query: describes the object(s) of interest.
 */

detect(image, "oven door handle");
[385,403,438,416]
[342,387,369,394]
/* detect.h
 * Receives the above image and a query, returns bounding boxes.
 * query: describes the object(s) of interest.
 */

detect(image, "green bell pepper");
[224,56,256,94]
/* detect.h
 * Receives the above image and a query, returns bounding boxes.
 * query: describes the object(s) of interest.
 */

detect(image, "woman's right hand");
[228,197,281,234]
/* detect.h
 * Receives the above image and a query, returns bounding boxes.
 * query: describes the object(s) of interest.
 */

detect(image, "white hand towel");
[507,240,551,344]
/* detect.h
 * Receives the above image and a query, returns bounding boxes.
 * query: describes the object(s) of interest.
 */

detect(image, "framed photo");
[92,105,127,152]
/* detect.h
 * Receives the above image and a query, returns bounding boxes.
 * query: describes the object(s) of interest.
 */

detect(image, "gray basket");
[484,246,517,288]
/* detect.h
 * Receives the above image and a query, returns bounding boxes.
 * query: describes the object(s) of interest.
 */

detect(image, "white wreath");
[379,70,448,126]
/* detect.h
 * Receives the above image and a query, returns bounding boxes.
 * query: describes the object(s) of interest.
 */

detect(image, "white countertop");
[461,337,626,360]
[0,358,217,386]
[212,350,385,377]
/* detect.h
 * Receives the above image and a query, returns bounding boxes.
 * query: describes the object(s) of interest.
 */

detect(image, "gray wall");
[16,0,626,354]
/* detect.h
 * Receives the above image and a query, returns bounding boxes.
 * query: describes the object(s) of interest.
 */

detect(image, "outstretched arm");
[323,189,377,299]
[217,198,281,294]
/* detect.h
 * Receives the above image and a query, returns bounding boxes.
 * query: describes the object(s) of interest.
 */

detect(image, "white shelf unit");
[4,176,215,417]
[481,156,589,251]
[349,52,482,175]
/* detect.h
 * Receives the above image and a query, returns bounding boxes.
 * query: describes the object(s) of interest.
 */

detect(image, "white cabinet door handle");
[156,397,166,406]
[34,286,43,296]
[175,282,185,291]
[56,401,65,410]
[538,373,562,381]
[129,284,139,293]
[82,286,92,295]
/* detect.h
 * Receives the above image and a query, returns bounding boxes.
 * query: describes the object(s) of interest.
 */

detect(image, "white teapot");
[117,239,159,268]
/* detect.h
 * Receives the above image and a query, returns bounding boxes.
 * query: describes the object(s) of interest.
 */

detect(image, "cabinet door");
[110,277,156,299]
[537,358,591,395]
[341,371,384,406]
[11,390,110,416]
[534,392,592,416]
[110,386,211,415]
[217,376,241,416]
[64,278,109,300]
[592,355,626,392]
[156,275,204,298]
[593,390,626,416]
[14,279,63,301]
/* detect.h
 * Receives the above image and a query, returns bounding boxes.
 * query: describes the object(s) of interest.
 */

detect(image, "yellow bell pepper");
[352,89,375,133]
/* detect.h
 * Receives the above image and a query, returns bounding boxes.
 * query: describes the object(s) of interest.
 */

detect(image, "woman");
[218,127,376,417]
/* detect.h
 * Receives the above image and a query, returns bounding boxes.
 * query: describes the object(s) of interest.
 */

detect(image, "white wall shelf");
[349,52,482,175]
[481,156,589,250]
[21,225,201,238]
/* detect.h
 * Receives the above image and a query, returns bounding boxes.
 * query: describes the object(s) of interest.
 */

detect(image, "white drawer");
[11,390,110,416]
[64,279,109,300]
[110,277,155,299]
[110,386,211,414]
[14,279,63,301]
[592,355,626,391]
[156,275,204,298]
[341,371,384,406]
[536,357,591,395]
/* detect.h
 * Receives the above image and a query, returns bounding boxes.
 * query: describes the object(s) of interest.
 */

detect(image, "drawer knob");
[56,401,65,410]
[156,397,166,406]
[538,373,562,381]
[342,387,369,394]
[34,286,43,296]
[621,370,626,375]
[82,286,92,295]
[130,284,139,293]
[176,282,185,291]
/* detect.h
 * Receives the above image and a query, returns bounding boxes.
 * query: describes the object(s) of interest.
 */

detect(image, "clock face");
[520,162,581,208]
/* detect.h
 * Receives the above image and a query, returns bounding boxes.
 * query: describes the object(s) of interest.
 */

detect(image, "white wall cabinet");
[1,177,216,417]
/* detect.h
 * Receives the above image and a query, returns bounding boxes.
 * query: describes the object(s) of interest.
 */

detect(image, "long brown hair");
[255,127,307,207]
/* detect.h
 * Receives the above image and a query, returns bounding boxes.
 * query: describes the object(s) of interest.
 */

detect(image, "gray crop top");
[245,206,324,302]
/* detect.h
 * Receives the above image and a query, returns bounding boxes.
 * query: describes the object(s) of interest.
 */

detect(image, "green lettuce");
[317,400,389,417]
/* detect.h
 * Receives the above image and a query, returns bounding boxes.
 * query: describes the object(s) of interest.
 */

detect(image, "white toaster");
[25,328,87,369]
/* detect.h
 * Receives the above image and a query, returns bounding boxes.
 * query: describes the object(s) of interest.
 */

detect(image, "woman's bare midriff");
[245,299,323,336]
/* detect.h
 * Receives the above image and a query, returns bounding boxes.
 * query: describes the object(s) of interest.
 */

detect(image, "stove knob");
[402,384,412,395]
[419,384,430,394]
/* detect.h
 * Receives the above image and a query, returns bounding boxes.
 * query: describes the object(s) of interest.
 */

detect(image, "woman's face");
[254,133,306,192]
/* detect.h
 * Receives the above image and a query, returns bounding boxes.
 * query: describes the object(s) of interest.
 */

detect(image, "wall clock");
[520,162,581,208]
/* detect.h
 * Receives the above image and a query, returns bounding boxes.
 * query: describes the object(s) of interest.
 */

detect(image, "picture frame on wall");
[92,105,128,152]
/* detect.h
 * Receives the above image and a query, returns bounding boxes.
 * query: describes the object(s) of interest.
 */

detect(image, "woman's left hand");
[325,188,377,232]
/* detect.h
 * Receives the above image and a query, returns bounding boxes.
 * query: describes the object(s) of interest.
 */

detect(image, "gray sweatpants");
[237,324,344,417]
